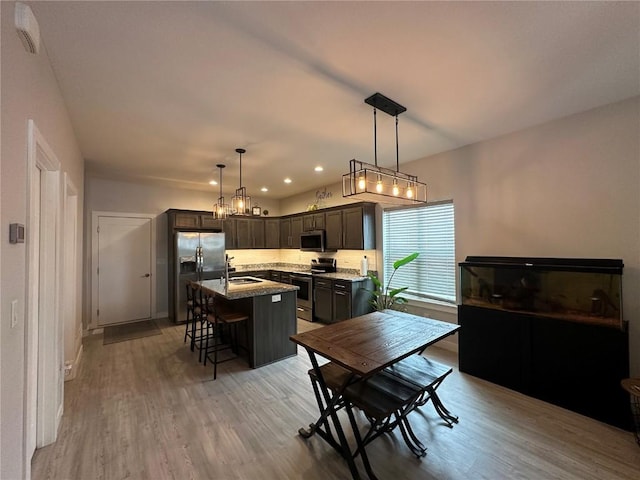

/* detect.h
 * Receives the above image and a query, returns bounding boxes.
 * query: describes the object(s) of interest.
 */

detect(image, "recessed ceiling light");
[209,180,218,185]
[284,178,292,184]
[314,166,324,172]
[260,187,268,192]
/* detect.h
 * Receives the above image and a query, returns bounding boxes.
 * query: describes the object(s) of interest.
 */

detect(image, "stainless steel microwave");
[300,230,326,252]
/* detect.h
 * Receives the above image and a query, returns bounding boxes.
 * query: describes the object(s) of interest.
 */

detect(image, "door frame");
[90,212,157,330]
[24,120,63,478]
[62,174,80,380]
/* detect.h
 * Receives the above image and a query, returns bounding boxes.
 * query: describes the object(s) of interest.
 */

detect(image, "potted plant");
[367,252,419,311]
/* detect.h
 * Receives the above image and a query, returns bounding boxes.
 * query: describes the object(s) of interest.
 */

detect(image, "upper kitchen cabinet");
[166,209,219,230]
[325,203,376,250]
[234,217,265,249]
[265,219,280,249]
[302,212,325,232]
[280,216,303,248]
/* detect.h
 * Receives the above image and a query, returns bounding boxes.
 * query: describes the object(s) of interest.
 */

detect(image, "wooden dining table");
[290,309,460,479]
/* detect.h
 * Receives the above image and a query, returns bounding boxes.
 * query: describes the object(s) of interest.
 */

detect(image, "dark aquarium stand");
[458,256,631,430]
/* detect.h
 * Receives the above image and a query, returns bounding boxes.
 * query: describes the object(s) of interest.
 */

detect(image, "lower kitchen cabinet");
[313,278,333,323]
[314,277,372,323]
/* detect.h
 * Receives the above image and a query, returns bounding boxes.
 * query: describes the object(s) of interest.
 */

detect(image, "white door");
[96,215,153,326]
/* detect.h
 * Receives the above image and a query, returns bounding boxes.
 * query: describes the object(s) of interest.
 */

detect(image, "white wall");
[1,2,85,478]
[403,97,640,374]
[83,175,282,321]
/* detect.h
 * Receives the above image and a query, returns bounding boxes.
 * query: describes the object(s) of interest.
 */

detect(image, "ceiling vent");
[15,2,40,55]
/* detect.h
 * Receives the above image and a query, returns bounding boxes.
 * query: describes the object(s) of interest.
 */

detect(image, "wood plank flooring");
[32,319,640,480]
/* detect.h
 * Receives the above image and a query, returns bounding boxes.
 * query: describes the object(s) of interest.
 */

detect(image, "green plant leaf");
[367,272,382,289]
[388,286,408,298]
[393,252,419,270]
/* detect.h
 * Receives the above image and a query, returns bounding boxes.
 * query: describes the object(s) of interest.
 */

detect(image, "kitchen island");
[196,277,299,368]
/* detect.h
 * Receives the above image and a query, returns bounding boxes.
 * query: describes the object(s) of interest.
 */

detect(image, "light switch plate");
[11,299,18,328]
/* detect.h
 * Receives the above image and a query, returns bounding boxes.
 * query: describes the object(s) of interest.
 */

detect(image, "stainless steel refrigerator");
[173,231,225,323]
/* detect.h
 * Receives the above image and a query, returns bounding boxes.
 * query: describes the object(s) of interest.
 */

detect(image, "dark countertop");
[197,277,299,300]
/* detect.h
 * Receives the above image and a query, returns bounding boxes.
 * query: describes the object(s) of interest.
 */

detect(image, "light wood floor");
[32,319,640,480]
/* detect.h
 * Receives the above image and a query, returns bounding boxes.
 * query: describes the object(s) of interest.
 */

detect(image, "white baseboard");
[64,344,83,382]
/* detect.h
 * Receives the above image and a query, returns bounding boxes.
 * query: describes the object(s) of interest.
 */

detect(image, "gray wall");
[1,2,85,478]
[400,97,640,374]
[83,175,282,323]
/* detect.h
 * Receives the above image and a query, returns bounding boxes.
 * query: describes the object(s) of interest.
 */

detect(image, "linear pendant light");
[342,92,427,205]
[213,164,230,219]
[231,148,251,215]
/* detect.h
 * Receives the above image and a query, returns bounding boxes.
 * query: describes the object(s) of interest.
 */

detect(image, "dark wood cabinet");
[269,271,281,282]
[234,218,265,249]
[314,277,373,323]
[167,209,220,230]
[168,202,375,251]
[325,210,343,250]
[323,203,376,251]
[342,205,376,250]
[280,216,304,248]
[332,282,352,322]
[303,212,325,231]
[313,278,333,323]
[290,217,303,249]
[265,219,280,248]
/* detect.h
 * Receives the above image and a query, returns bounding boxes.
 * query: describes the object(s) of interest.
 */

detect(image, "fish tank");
[459,256,624,329]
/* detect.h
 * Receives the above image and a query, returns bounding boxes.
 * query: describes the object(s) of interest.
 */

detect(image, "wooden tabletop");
[290,310,460,377]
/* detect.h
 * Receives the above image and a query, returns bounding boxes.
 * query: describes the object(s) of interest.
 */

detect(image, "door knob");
[142,273,150,277]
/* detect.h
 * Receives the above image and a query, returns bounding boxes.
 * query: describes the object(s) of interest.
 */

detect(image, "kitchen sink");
[229,277,263,285]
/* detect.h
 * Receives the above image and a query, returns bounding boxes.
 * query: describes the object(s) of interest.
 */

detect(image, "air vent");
[15,2,40,55]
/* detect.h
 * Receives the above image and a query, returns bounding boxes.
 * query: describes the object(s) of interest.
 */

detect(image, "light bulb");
[392,182,399,196]
[376,179,383,193]
[406,186,414,199]
[238,200,244,209]
[358,175,366,190]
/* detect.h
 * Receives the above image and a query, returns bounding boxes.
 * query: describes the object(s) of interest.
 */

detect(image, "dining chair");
[384,354,458,427]
[308,362,429,458]
[202,292,249,380]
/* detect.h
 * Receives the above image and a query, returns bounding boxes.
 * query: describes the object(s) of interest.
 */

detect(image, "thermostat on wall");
[9,223,25,244]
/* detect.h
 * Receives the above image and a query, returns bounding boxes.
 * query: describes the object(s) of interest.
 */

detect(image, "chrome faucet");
[224,255,235,284]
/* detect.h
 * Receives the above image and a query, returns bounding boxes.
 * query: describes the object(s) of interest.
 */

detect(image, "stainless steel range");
[291,258,336,322]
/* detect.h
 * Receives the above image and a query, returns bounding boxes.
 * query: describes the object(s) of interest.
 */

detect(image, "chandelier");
[342,92,427,204]
[231,148,251,215]
[213,164,231,219]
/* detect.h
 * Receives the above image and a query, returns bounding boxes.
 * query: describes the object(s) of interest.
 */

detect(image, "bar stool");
[189,283,214,363]
[183,282,197,348]
[202,293,249,380]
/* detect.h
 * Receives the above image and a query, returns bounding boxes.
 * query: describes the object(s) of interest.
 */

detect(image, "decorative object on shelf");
[213,164,230,219]
[252,206,262,216]
[231,148,251,215]
[262,209,269,216]
[343,92,427,205]
[367,252,419,311]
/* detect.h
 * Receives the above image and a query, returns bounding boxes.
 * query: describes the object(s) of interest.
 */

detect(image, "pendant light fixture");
[342,92,427,204]
[231,148,251,215]
[213,164,230,219]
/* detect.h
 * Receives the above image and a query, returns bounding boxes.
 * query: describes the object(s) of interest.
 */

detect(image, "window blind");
[382,202,455,303]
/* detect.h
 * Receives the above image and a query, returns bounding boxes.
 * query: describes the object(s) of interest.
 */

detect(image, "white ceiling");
[31,1,639,199]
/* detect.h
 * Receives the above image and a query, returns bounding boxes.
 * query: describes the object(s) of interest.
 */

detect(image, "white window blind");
[382,202,455,303]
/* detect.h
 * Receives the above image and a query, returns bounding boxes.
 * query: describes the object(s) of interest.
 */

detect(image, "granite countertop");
[198,277,299,300]
[312,272,370,281]
[235,263,373,282]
